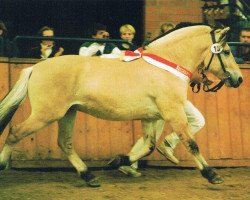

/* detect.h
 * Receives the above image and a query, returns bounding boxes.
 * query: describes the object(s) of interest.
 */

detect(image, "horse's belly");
[75,103,161,121]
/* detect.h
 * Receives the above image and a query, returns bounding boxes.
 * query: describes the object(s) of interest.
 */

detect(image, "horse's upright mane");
[147,22,210,45]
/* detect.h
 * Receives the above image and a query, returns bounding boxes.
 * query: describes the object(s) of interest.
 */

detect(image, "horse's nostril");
[238,77,243,85]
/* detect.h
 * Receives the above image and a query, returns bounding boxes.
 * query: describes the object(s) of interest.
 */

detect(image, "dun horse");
[0,25,243,187]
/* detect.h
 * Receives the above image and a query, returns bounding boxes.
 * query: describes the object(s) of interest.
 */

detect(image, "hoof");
[80,170,101,187]
[119,166,142,177]
[201,167,224,184]
[86,178,101,187]
[209,175,224,184]
[108,155,131,169]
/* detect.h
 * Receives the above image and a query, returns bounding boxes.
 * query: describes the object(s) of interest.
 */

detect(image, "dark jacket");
[28,45,60,59]
[0,36,19,57]
[116,42,139,51]
[80,41,119,56]
[231,45,250,64]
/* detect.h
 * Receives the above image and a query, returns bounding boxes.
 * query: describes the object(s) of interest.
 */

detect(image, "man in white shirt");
[79,23,121,57]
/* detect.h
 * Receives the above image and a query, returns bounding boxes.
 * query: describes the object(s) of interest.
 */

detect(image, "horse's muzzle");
[224,71,243,88]
[231,76,243,88]
[238,76,243,85]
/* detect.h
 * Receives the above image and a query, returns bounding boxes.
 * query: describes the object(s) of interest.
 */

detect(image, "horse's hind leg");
[57,108,100,187]
[0,115,49,169]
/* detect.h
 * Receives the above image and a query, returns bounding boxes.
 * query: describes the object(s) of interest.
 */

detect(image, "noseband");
[191,29,233,93]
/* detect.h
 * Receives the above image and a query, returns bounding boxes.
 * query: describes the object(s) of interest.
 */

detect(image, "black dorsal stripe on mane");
[146,22,209,46]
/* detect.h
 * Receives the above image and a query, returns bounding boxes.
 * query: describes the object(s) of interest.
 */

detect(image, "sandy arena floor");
[0,167,249,200]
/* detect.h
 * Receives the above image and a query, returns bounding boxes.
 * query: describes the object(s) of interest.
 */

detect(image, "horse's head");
[201,27,243,88]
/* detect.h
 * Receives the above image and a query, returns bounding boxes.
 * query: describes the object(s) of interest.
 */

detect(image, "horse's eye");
[224,50,230,55]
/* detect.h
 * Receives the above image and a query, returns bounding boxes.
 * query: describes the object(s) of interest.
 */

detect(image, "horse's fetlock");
[58,141,73,153]
[108,155,131,168]
[65,142,73,150]
[80,170,101,187]
[80,170,95,182]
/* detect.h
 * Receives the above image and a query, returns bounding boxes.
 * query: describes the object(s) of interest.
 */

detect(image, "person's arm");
[111,47,122,56]
[79,43,99,56]
[54,47,64,57]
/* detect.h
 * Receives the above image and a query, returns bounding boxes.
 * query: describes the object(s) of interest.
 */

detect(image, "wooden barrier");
[0,58,249,168]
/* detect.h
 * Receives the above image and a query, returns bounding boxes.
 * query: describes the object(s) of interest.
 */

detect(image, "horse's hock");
[0,58,250,168]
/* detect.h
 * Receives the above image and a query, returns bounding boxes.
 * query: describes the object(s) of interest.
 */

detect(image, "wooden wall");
[0,59,249,168]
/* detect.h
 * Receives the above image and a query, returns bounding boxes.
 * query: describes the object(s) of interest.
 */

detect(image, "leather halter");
[191,29,233,93]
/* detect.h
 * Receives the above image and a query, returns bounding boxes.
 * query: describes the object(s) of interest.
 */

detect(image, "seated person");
[159,22,175,35]
[117,24,138,51]
[79,23,121,57]
[0,20,19,57]
[231,27,250,64]
[28,26,64,59]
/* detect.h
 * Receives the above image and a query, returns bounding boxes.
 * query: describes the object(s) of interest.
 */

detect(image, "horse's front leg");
[108,119,158,168]
[165,105,224,184]
[57,108,100,187]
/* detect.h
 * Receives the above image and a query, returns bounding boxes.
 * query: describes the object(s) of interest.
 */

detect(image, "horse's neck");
[147,27,211,73]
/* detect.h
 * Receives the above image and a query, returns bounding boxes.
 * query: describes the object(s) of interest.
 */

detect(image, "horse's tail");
[0,67,33,135]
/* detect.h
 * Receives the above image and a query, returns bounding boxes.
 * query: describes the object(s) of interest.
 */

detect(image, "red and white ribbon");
[123,48,192,82]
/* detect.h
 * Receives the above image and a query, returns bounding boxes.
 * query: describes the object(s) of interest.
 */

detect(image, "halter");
[191,29,233,93]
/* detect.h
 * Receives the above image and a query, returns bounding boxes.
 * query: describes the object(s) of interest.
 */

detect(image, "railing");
[11,35,134,58]
[13,35,130,45]
[1,35,250,59]
[228,42,250,46]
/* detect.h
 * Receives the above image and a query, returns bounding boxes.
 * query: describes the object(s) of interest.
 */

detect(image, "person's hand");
[40,44,51,57]
[55,47,64,57]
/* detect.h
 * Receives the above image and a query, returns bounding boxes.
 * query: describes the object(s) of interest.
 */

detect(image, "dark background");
[0,0,144,55]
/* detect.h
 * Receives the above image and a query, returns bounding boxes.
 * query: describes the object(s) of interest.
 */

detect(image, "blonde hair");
[120,24,136,34]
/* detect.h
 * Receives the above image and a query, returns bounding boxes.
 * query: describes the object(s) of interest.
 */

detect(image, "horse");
[0,25,243,187]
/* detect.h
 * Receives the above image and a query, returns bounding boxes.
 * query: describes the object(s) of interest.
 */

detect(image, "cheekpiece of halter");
[194,29,231,93]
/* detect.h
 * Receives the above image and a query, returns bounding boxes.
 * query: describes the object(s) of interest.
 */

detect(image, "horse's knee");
[188,139,199,155]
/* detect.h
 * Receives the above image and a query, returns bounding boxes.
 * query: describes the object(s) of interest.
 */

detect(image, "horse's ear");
[216,27,230,44]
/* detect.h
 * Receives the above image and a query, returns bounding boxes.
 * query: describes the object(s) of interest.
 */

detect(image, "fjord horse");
[0,25,243,187]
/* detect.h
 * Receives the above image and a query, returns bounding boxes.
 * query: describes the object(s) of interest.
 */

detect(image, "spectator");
[0,20,19,57]
[159,22,175,35]
[79,23,121,57]
[117,24,138,51]
[231,27,250,64]
[28,26,64,59]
